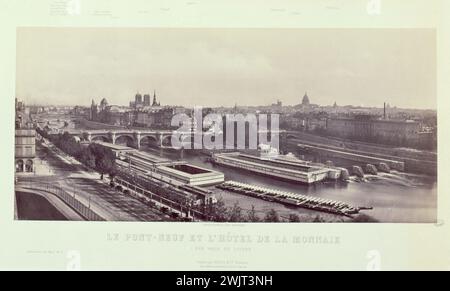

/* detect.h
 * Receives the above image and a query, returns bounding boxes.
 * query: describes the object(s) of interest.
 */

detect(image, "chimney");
[384,102,386,119]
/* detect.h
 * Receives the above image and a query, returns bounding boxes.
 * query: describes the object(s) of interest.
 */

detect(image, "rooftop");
[94,141,136,152]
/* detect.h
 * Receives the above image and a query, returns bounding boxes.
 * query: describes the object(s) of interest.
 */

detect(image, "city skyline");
[16,28,436,109]
[24,94,438,112]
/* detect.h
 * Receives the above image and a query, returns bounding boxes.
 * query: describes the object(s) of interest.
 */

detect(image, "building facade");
[135,93,143,107]
[15,129,36,173]
[15,99,36,173]
[135,107,176,129]
[326,115,422,146]
[89,92,169,127]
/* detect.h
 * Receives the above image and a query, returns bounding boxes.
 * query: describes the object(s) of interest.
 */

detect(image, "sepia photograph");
[14,27,437,223]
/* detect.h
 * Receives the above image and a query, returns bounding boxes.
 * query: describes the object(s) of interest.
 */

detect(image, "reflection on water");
[145,147,437,223]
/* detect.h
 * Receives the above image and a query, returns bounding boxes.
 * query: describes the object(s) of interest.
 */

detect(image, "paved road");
[18,141,169,221]
[15,191,68,221]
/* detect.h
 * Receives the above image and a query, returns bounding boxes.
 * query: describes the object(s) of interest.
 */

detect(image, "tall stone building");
[144,94,151,106]
[135,93,143,107]
[15,99,36,173]
[90,99,98,121]
[326,114,424,146]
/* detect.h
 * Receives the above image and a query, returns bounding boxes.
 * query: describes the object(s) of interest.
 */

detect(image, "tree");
[288,214,301,222]
[205,197,228,222]
[312,215,325,223]
[85,152,96,169]
[228,202,245,222]
[108,167,118,181]
[87,144,116,179]
[264,209,280,222]
[97,157,114,180]
[246,205,260,222]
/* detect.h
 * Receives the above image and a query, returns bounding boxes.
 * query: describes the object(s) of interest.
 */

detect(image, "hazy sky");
[16,28,436,109]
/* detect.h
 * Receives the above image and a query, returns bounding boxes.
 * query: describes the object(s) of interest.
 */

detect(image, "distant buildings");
[301,92,310,106]
[90,98,133,126]
[135,93,142,107]
[70,106,90,118]
[292,92,320,113]
[135,107,177,129]
[326,114,419,139]
[130,91,160,109]
[152,91,160,107]
[275,93,436,149]
[326,114,434,148]
[89,91,182,129]
[144,94,151,106]
[15,98,36,173]
[85,90,435,149]
[90,100,98,121]
[271,100,282,107]
[99,98,108,111]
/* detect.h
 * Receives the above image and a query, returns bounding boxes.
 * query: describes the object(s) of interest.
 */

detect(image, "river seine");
[151,148,437,223]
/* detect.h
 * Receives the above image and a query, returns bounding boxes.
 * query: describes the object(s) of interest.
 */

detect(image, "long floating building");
[212,148,347,185]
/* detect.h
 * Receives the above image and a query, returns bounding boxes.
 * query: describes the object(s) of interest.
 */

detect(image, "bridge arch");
[161,134,173,147]
[91,135,112,143]
[139,135,159,148]
[81,132,90,141]
[114,134,136,146]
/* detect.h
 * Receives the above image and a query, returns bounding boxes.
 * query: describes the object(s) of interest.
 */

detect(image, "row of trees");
[37,128,117,179]
[205,200,280,222]
[204,200,339,223]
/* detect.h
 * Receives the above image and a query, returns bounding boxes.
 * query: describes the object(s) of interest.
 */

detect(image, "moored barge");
[217,181,372,216]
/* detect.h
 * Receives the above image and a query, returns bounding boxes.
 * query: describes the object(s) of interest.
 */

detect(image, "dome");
[302,92,310,106]
[100,98,108,107]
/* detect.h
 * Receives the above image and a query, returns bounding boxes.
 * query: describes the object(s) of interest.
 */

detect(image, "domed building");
[99,98,109,111]
[295,92,315,110]
[301,92,310,106]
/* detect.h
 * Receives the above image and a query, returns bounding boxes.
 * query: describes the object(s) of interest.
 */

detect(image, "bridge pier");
[135,132,141,149]
[159,134,164,148]
[110,132,116,145]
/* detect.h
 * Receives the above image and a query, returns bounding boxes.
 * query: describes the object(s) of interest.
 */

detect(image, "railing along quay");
[18,182,105,221]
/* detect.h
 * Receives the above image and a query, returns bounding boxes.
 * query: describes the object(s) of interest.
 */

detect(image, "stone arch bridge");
[61,129,287,150]
[64,129,186,149]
